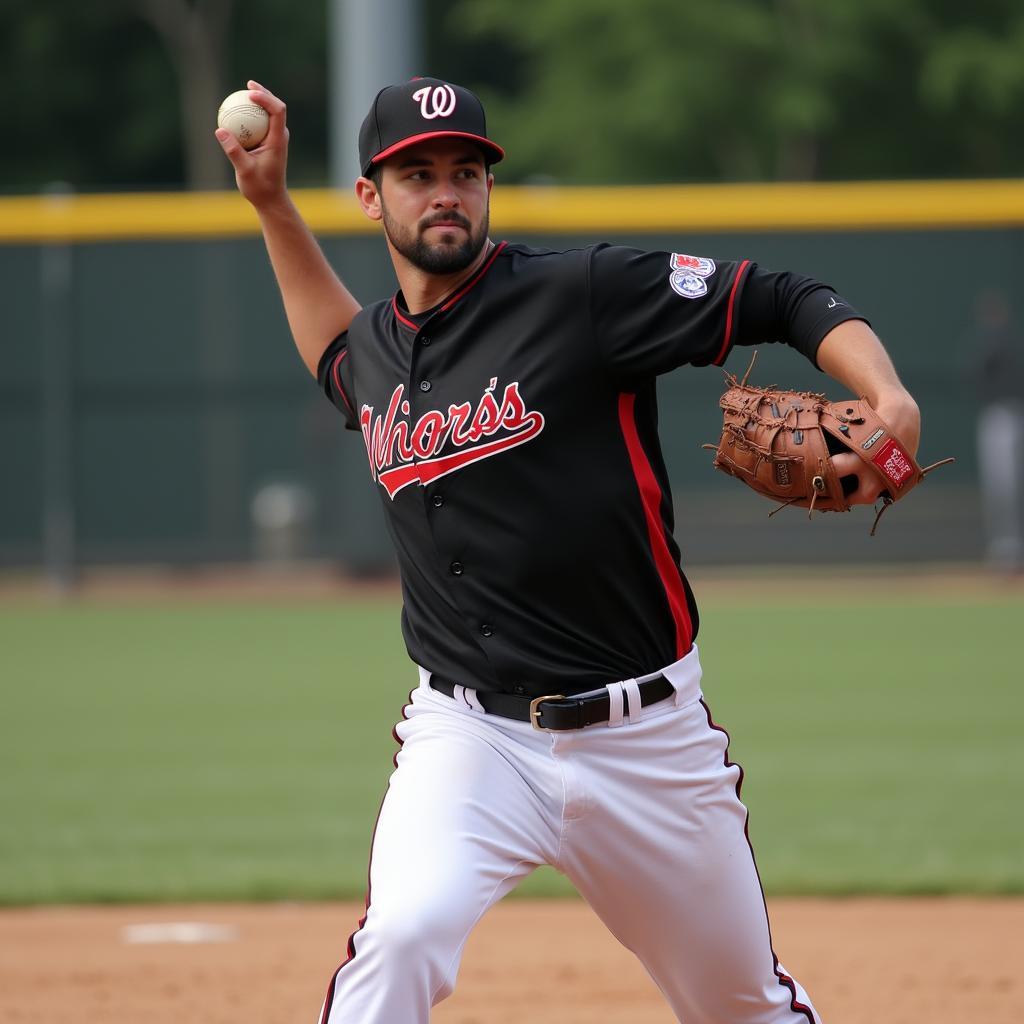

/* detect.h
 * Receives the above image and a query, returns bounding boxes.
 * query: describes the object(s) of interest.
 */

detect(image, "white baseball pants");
[319,645,820,1023]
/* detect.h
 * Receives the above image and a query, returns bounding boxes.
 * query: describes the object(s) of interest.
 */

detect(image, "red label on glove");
[872,438,914,489]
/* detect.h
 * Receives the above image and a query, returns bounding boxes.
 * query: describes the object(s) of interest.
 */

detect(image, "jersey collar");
[392,240,508,332]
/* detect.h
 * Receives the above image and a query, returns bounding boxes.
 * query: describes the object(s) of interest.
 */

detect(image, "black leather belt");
[429,674,675,731]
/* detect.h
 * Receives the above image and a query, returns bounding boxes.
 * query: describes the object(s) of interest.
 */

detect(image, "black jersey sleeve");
[587,245,870,379]
[316,332,359,431]
[587,244,755,379]
[734,267,869,369]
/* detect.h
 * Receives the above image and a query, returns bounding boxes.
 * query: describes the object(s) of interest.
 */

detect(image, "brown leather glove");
[704,360,952,534]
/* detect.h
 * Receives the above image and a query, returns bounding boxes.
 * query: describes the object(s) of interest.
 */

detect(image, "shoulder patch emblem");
[668,253,716,299]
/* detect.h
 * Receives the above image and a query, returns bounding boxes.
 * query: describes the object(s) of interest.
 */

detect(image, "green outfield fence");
[4,180,1020,580]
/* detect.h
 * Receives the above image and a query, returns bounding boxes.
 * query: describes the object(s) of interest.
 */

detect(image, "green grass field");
[1,581,1021,904]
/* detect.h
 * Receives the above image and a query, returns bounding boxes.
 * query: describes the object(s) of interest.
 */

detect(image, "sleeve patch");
[669,253,716,299]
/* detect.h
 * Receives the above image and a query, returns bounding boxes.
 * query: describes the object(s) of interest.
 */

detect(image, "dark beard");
[382,205,490,275]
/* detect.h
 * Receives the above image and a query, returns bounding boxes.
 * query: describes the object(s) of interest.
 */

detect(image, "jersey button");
[419,380,432,392]
[480,624,494,637]
[420,336,431,346]
[449,561,464,576]
[431,494,444,508]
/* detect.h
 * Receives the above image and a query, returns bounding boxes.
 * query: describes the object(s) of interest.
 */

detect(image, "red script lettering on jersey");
[360,378,546,499]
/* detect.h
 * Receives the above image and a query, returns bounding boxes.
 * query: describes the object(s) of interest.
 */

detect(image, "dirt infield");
[1,898,1020,1023]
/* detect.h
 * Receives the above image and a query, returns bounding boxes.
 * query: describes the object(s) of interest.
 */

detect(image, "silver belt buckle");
[529,694,566,731]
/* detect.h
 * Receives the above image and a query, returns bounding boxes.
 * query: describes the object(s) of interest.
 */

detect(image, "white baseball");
[217,90,270,150]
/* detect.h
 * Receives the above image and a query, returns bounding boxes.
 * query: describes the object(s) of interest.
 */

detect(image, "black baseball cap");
[358,77,505,176]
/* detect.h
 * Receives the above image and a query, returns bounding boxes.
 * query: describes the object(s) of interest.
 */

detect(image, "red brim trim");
[369,131,505,170]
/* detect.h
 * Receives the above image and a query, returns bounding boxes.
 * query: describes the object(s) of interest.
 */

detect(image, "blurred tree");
[449,0,1024,184]
[2,2,183,190]
[0,0,327,192]
[917,0,1024,174]
[135,0,235,190]
[446,0,894,182]
[3,0,1023,191]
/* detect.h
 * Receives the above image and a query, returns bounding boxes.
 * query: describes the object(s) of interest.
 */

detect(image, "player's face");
[376,141,492,275]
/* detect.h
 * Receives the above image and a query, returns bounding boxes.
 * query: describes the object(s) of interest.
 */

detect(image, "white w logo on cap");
[412,84,457,120]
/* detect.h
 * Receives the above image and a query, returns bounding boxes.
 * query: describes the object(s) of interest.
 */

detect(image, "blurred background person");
[972,288,1024,574]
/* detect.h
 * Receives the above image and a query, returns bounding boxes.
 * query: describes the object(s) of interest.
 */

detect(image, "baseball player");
[216,77,921,1024]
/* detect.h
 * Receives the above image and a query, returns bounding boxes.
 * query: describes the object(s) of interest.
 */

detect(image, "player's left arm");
[731,266,923,507]
[585,248,921,507]
[814,320,921,506]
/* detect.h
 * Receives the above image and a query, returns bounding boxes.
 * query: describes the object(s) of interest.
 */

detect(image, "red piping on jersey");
[331,349,354,417]
[391,296,420,331]
[317,691,415,1024]
[700,699,820,1024]
[617,393,693,659]
[391,241,507,331]
[440,240,506,311]
[713,259,751,366]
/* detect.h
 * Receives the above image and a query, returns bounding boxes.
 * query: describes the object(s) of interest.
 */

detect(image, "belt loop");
[669,642,701,706]
[451,683,486,715]
[622,678,642,722]
[672,664,688,706]
[606,681,625,728]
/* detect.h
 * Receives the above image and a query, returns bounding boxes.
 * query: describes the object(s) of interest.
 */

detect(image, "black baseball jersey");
[318,242,864,697]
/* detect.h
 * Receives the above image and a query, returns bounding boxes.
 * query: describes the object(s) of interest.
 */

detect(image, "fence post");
[40,182,76,593]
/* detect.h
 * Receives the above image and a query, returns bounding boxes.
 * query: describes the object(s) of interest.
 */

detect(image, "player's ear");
[356,177,383,222]
[486,171,494,194]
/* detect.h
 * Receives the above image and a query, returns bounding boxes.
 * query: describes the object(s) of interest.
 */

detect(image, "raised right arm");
[215,80,362,377]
